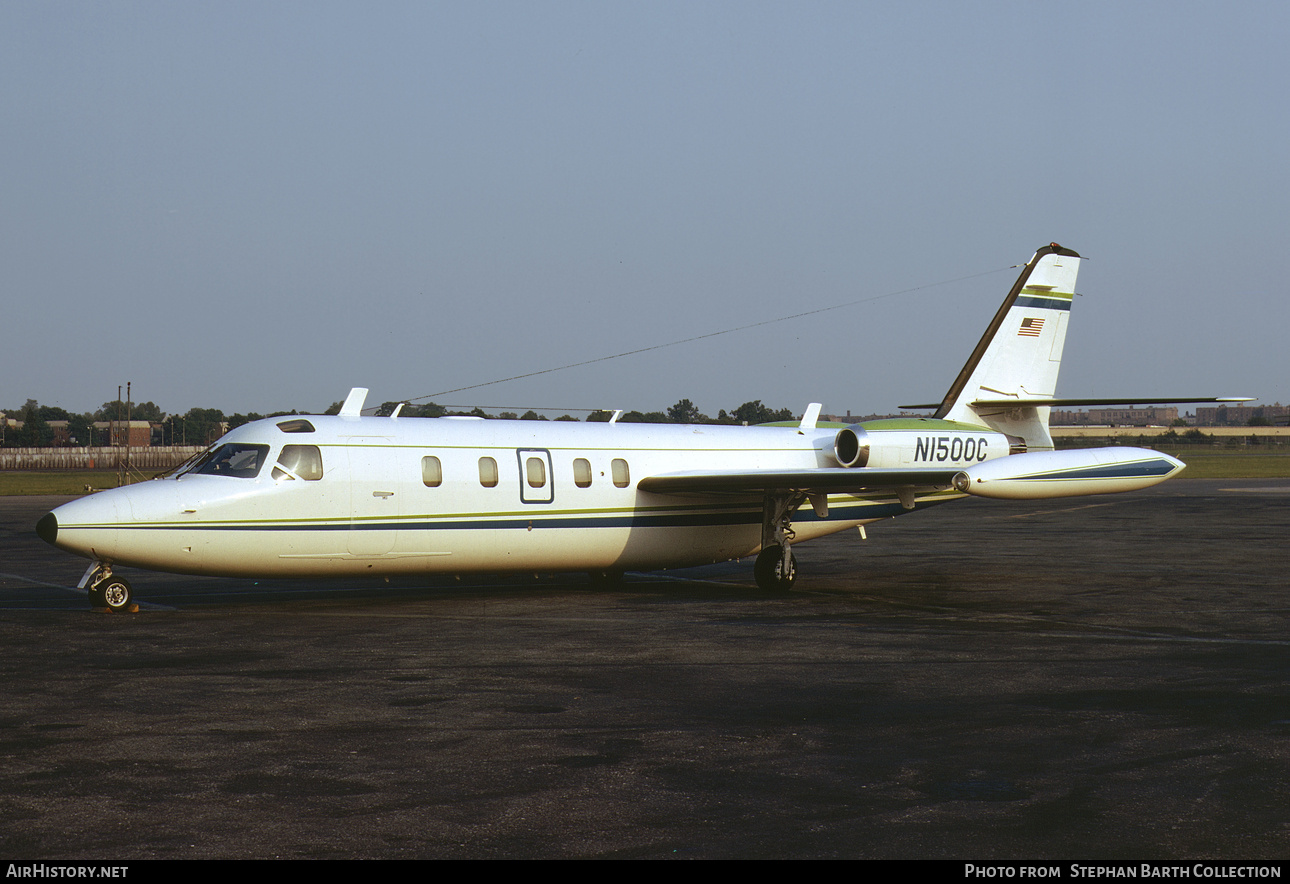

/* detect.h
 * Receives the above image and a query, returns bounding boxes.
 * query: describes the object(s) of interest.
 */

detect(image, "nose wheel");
[80,563,137,613]
[98,577,134,612]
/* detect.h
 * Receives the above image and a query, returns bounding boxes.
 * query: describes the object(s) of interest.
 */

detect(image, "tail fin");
[932,244,1082,449]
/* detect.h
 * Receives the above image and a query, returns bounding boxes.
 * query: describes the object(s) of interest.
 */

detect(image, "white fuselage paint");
[47,415,974,578]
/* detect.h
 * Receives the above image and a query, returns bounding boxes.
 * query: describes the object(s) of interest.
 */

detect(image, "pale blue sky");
[3,1,1285,417]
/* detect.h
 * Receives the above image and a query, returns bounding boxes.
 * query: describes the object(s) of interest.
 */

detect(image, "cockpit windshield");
[181,443,270,479]
[156,446,212,479]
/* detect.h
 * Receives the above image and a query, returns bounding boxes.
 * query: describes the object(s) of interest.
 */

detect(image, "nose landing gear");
[79,563,137,613]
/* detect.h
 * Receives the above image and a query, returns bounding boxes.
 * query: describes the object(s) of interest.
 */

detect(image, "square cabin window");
[572,458,592,488]
[478,456,499,488]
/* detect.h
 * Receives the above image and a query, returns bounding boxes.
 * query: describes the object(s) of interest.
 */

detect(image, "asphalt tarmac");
[0,481,1287,859]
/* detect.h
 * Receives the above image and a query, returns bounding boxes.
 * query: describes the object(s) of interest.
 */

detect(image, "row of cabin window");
[261,446,630,490]
[422,456,630,489]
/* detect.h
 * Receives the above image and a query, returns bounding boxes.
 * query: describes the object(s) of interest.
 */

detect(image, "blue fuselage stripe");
[99,497,953,534]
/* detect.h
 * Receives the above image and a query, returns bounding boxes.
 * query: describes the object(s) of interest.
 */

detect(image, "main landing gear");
[80,562,136,613]
[753,492,807,592]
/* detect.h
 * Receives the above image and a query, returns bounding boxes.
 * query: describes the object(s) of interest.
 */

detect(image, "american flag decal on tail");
[1018,317,1045,337]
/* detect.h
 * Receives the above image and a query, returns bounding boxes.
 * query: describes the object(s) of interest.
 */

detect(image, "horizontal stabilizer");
[901,396,1254,409]
[974,397,1252,408]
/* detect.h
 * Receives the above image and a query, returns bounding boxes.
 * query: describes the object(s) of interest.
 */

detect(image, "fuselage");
[39,414,968,578]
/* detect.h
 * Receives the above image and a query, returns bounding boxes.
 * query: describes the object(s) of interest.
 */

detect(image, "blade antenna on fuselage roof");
[338,387,368,417]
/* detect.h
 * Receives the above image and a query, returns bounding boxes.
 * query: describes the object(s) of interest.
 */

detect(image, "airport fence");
[0,446,204,471]
[1056,436,1290,451]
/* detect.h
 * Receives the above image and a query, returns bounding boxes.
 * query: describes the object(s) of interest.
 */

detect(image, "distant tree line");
[1,398,310,448]
[0,399,167,447]
[2,396,801,448]
[353,398,796,425]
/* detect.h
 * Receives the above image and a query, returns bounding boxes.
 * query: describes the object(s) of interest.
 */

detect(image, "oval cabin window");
[422,455,442,487]
[526,457,546,488]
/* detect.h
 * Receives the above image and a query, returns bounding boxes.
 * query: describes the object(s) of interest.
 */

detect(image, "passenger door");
[516,448,554,504]
[347,440,400,555]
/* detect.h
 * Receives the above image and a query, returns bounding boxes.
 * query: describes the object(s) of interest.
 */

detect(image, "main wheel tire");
[100,577,133,612]
[87,586,106,608]
[754,546,779,589]
[754,545,796,591]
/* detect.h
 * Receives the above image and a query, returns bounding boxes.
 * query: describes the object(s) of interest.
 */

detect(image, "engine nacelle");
[833,420,1013,469]
[950,447,1185,500]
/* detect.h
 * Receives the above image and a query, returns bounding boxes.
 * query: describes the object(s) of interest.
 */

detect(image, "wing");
[637,467,962,496]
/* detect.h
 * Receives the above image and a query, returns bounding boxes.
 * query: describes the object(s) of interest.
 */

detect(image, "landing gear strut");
[754,492,805,591]
[79,562,135,613]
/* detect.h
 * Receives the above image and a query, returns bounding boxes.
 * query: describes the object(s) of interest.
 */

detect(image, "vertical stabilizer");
[935,244,1081,449]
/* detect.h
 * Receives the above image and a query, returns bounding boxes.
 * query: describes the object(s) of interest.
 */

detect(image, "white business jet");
[37,244,1238,611]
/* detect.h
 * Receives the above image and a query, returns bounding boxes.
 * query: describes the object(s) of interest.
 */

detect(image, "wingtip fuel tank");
[951,448,1185,500]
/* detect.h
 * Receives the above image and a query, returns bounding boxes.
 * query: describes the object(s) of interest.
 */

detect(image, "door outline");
[516,448,554,504]
[347,441,399,555]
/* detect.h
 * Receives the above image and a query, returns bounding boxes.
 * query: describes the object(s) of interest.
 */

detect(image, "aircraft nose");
[36,512,57,546]
[40,492,121,560]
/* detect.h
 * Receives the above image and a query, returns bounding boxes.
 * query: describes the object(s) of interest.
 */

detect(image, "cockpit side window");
[192,443,270,479]
[272,444,324,481]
